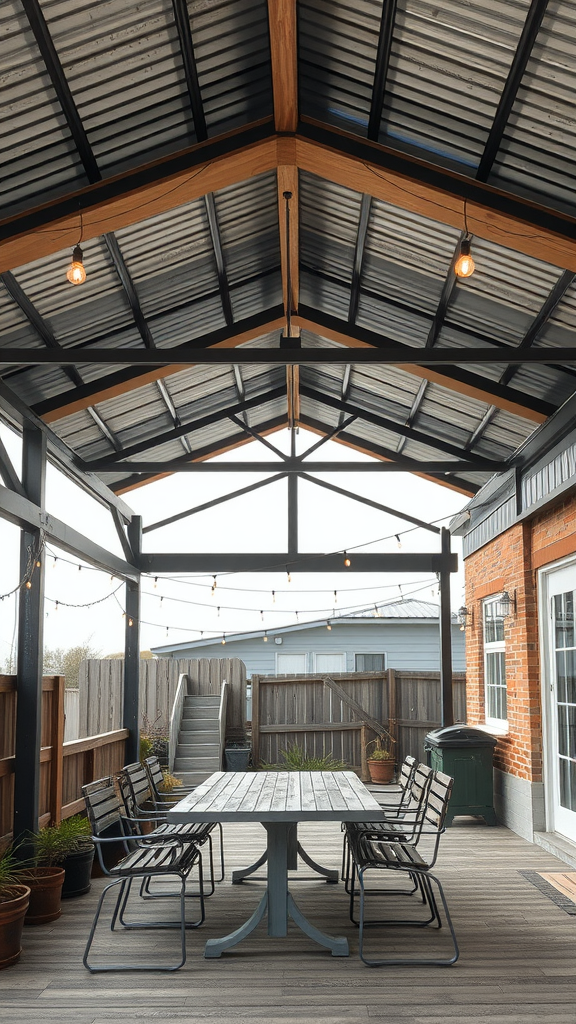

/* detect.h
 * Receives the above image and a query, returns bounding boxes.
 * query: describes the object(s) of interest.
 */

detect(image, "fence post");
[49,676,65,824]
[360,724,369,782]
[251,675,260,767]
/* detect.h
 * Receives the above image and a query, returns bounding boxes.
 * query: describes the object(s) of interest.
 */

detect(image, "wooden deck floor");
[2,818,576,1024]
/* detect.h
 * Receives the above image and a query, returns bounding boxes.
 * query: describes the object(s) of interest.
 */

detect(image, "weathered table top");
[167,770,385,823]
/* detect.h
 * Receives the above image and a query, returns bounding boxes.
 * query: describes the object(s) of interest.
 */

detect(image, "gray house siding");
[154,621,465,679]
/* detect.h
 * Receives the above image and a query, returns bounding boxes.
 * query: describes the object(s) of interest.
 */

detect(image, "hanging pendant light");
[67,244,86,285]
[454,237,475,278]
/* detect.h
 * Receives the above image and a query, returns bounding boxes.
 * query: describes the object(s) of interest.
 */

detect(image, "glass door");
[543,564,576,842]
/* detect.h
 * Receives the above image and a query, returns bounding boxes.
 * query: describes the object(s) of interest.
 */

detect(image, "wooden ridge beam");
[268,0,298,133]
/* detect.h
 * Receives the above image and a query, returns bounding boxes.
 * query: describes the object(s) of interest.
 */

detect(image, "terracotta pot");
[0,885,30,969]
[23,867,65,925]
[367,758,396,784]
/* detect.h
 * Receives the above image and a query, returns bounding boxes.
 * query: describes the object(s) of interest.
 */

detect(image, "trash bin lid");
[425,724,497,748]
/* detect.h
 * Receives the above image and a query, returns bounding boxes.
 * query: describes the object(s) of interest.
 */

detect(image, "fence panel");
[252,671,466,776]
[79,657,247,740]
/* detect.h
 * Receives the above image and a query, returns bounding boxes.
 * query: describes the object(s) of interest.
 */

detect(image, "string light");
[260,610,264,621]
[263,631,268,642]
[128,617,134,627]
[272,590,276,603]
[286,567,292,584]
[221,634,226,645]
[55,601,58,611]
[343,552,351,567]
[154,576,158,588]
[25,581,32,590]
[36,560,41,568]
[333,590,338,604]
[395,534,402,549]
[211,575,217,596]
[217,606,221,617]
[326,621,332,631]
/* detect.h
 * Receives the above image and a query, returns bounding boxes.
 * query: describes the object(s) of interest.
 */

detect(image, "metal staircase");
[169,675,228,787]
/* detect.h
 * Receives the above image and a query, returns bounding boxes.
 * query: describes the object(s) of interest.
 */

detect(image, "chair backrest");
[83,776,123,836]
[424,770,454,833]
[397,755,418,804]
[122,761,154,811]
[143,755,164,795]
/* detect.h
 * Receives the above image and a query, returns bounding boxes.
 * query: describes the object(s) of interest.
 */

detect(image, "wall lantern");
[499,591,517,617]
[458,605,473,631]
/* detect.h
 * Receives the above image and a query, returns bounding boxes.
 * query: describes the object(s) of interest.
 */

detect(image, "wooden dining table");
[167,769,385,958]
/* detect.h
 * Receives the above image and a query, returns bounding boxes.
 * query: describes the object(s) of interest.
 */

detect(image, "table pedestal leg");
[231,823,338,883]
[204,823,348,958]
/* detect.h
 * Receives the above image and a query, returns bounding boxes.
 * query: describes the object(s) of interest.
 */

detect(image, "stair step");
[174,757,221,771]
[181,709,219,721]
[183,695,220,706]
[178,728,218,742]
[176,743,220,757]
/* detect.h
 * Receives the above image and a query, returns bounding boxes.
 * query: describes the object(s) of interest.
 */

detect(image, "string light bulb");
[128,617,134,627]
[454,237,475,278]
[395,534,402,549]
[272,590,276,603]
[221,634,226,645]
[333,590,338,604]
[263,631,268,642]
[25,580,32,589]
[343,552,351,568]
[154,576,158,588]
[286,567,292,584]
[66,244,86,285]
[36,559,42,568]
[326,621,332,631]
[211,575,217,596]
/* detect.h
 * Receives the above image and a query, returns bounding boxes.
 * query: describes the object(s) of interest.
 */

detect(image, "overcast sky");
[0,422,468,666]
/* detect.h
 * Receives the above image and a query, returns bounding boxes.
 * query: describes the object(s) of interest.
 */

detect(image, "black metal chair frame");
[82,777,205,973]
[347,770,459,967]
[143,756,225,882]
[342,760,432,894]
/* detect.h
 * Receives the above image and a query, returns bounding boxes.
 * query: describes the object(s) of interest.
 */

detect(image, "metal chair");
[143,756,225,881]
[82,776,204,972]
[342,760,432,893]
[347,770,459,967]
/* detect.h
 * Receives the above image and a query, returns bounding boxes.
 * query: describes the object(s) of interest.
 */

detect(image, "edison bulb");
[455,239,475,278]
[66,245,86,285]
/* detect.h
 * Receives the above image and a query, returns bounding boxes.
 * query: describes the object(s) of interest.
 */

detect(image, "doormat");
[519,870,576,915]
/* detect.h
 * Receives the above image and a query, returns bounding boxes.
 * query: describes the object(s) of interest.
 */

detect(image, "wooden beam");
[0,122,276,272]
[295,123,576,273]
[294,313,548,423]
[268,0,298,132]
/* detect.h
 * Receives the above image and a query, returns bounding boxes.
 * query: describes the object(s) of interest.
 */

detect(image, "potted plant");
[0,843,30,969]
[54,816,95,898]
[22,827,66,925]
[366,737,396,784]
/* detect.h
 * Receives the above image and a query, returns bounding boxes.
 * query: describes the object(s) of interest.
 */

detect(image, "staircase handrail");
[218,680,229,769]
[169,673,189,772]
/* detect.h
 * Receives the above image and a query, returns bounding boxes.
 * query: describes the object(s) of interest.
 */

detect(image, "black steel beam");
[171,0,208,141]
[228,413,288,459]
[108,415,288,492]
[87,384,286,467]
[7,344,576,368]
[13,424,46,841]
[476,0,550,182]
[0,483,139,580]
[111,506,136,564]
[205,193,233,326]
[103,234,156,349]
[499,270,576,387]
[298,414,483,494]
[298,414,358,459]
[439,526,454,727]
[368,0,398,140]
[142,473,287,534]
[123,518,142,764]
[288,473,298,555]
[348,194,372,323]
[0,433,25,495]
[299,473,440,533]
[140,551,459,573]
[21,0,101,183]
[299,384,502,467]
[0,379,134,519]
[30,303,284,418]
[87,458,501,474]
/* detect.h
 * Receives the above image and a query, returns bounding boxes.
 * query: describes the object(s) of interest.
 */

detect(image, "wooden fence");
[0,674,127,839]
[251,670,466,778]
[79,657,247,740]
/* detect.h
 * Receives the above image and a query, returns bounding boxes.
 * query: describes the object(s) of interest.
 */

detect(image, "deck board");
[2,819,576,1023]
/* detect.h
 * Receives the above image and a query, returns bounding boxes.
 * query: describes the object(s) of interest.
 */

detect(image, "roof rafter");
[268,0,298,132]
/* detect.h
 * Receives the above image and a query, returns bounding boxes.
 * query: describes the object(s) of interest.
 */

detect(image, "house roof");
[2,1,576,506]
[151,597,456,653]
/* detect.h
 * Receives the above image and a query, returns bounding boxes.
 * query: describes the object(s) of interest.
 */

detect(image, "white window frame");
[275,652,308,675]
[483,595,508,727]
[311,652,346,674]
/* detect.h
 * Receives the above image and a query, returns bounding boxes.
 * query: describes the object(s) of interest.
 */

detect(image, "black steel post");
[123,516,142,764]
[13,424,46,843]
[439,526,454,727]
[288,474,298,556]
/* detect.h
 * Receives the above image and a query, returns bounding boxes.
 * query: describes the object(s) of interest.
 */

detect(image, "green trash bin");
[424,724,497,826]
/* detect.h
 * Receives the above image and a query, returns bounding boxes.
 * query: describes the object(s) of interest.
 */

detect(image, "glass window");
[355,654,387,672]
[483,596,507,724]
[276,653,307,675]
[313,653,346,673]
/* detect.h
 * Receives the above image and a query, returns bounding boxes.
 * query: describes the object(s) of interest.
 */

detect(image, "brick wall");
[464,494,576,784]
